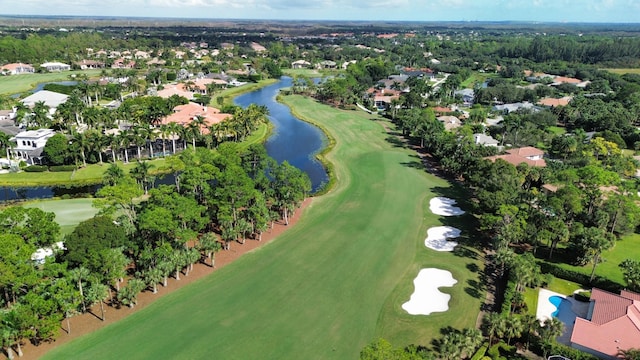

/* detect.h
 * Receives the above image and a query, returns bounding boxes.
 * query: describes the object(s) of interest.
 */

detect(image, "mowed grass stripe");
[44,96,479,359]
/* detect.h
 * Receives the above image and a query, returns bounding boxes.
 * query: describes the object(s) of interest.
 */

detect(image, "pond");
[10,81,78,98]
[0,76,329,201]
[234,76,329,192]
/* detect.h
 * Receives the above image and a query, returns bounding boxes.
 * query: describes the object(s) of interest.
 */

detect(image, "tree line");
[0,143,310,358]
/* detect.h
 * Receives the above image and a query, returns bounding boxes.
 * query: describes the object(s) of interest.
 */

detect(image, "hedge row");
[24,165,47,172]
[533,339,599,360]
[49,165,77,172]
[537,261,622,293]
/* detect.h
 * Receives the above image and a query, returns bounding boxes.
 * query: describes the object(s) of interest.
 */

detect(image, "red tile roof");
[571,289,640,358]
[161,102,230,135]
[506,146,544,158]
[554,76,581,84]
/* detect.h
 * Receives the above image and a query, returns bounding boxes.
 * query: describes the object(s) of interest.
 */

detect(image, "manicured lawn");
[0,158,168,186]
[0,70,103,95]
[523,277,582,316]
[282,68,323,77]
[43,96,481,359]
[553,233,640,287]
[547,126,567,135]
[603,68,640,75]
[461,72,497,88]
[22,198,98,237]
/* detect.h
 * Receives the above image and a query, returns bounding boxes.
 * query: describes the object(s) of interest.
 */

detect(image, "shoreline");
[17,197,314,360]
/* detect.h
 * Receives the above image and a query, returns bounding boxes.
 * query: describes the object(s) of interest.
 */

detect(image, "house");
[492,102,540,114]
[250,42,267,53]
[40,62,71,72]
[291,60,311,69]
[571,289,640,359]
[10,128,56,164]
[485,146,546,167]
[318,60,337,69]
[455,89,475,105]
[111,58,136,69]
[160,102,231,135]
[21,90,69,114]
[1,63,35,75]
[437,116,462,131]
[537,96,573,108]
[342,60,357,70]
[473,133,499,147]
[74,60,105,70]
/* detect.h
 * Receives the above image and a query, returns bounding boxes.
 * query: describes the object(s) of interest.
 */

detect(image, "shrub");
[24,165,47,172]
[49,165,77,172]
[537,261,621,293]
[574,291,591,302]
[470,343,488,360]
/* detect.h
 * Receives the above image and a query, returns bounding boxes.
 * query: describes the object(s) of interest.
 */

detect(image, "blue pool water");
[548,295,577,327]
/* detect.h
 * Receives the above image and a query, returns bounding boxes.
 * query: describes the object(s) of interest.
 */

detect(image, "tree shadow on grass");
[400,160,425,170]
[465,279,484,299]
[385,135,406,148]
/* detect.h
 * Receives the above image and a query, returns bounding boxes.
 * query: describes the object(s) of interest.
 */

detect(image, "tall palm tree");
[71,131,89,168]
[158,124,170,157]
[117,131,131,163]
[167,122,183,154]
[130,160,154,194]
[69,266,91,313]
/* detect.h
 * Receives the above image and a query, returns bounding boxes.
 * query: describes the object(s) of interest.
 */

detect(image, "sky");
[1,0,639,23]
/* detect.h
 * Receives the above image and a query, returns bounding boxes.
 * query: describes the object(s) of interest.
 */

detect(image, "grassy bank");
[0,70,103,95]
[43,96,481,359]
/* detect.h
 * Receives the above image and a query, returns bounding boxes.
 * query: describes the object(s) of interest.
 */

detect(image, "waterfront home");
[10,128,56,164]
[1,63,35,75]
[571,289,640,359]
[21,90,69,114]
[40,62,71,72]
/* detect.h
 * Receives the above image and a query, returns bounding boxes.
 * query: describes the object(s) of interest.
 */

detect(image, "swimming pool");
[548,295,577,326]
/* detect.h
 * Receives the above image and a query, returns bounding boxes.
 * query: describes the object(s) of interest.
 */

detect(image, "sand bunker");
[425,226,461,252]
[430,197,465,216]
[402,268,458,315]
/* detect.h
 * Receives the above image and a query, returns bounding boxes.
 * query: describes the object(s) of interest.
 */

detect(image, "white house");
[10,128,56,164]
[291,60,311,69]
[21,90,69,114]
[1,63,35,75]
[40,62,71,72]
[473,133,499,147]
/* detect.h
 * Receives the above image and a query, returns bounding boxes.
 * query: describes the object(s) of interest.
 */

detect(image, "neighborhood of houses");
[0,38,638,359]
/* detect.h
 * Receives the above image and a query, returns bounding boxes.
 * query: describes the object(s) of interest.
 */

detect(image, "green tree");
[620,259,640,293]
[43,133,70,165]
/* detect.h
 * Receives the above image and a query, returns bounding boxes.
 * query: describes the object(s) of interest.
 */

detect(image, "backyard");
[0,70,103,95]
[41,96,482,359]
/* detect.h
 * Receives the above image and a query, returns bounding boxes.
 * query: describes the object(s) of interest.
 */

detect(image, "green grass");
[0,158,168,186]
[43,96,482,360]
[523,277,582,316]
[282,68,323,77]
[523,287,538,315]
[0,70,103,95]
[552,233,640,287]
[547,126,567,135]
[22,198,98,237]
[602,68,640,75]
[461,72,497,88]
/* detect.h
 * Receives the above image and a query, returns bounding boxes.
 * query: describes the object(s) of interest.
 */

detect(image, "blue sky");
[3,0,639,23]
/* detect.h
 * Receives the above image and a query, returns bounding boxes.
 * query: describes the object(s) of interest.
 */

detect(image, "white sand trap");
[430,197,465,216]
[425,226,461,252]
[402,268,458,315]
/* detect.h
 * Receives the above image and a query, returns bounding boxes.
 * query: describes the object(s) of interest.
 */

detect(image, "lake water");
[234,76,329,192]
[0,77,329,200]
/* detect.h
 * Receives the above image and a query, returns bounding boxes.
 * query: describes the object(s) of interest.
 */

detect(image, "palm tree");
[197,232,221,267]
[85,281,109,321]
[103,163,125,186]
[142,268,163,294]
[117,130,131,163]
[184,248,200,275]
[69,266,91,313]
[167,122,182,154]
[130,160,154,194]
[71,131,89,167]
[538,317,564,358]
[0,131,13,160]
[158,124,170,157]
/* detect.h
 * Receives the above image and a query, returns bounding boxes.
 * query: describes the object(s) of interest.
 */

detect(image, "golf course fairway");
[42,96,482,359]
